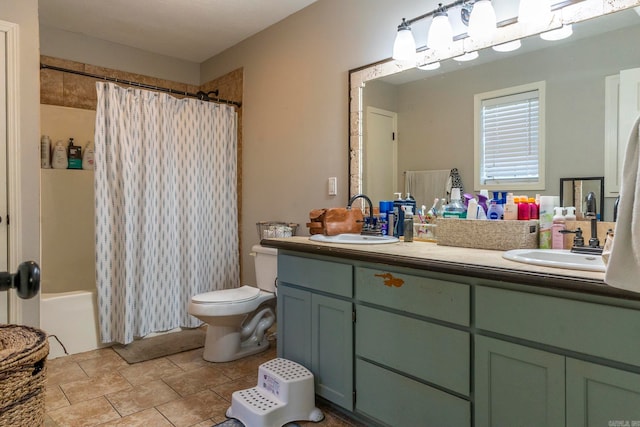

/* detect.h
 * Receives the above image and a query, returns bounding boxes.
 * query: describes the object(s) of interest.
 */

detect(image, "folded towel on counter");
[605,114,640,293]
[405,170,450,209]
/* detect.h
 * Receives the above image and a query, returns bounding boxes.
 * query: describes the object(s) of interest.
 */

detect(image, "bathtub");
[40,291,106,359]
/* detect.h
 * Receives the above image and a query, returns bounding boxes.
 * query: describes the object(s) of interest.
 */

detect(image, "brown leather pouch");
[307,208,364,236]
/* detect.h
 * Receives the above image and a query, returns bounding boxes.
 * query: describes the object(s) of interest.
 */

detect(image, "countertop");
[262,236,640,302]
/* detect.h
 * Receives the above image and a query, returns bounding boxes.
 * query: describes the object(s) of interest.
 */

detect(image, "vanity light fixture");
[492,39,522,52]
[427,3,454,52]
[518,0,552,28]
[453,51,479,61]
[418,61,441,70]
[392,18,417,62]
[540,24,573,41]
[468,0,497,44]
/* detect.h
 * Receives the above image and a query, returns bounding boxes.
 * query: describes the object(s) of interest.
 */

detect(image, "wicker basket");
[0,324,49,426]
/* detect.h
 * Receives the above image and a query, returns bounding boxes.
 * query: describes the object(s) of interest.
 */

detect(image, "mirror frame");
[560,176,605,220]
[348,0,640,199]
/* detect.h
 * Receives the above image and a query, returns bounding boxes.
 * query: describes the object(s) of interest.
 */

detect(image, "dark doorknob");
[0,261,41,299]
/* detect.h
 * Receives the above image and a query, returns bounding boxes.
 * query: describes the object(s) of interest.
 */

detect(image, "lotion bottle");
[83,141,95,170]
[403,206,414,242]
[503,193,518,220]
[51,140,68,169]
[551,207,566,249]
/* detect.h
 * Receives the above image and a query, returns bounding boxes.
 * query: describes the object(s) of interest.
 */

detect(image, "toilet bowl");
[188,245,277,362]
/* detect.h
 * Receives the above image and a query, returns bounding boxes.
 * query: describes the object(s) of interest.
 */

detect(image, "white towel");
[405,170,450,209]
[605,114,640,293]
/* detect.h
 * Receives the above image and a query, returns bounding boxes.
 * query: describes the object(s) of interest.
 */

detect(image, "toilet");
[188,244,277,362]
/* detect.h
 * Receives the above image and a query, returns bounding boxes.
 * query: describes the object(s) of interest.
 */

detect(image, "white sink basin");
[309,233,399,245]
[503,249,605,272]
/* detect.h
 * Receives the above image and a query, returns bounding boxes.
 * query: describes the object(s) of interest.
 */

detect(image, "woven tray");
[0,324,49,426]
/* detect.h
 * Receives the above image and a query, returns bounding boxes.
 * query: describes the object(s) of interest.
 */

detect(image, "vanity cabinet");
[276,254,354,410]
[274,246,640,427]
[475,285,640,427]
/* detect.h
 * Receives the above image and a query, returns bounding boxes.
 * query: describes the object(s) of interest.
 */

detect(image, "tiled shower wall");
[39,56,246,279]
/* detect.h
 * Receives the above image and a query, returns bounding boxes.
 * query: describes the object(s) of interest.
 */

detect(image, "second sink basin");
[503,249,605,272]
[309,233,399,245]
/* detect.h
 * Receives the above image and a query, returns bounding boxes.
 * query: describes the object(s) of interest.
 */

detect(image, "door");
[311,293,353,410]
[0,30,8,323]
[566,358,640,426]
[276,285,311,366]
[475,336,565,427]
[365,107,396,203]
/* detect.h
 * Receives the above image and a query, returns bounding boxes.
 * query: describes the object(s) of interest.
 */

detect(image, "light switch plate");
[328,177,337,196]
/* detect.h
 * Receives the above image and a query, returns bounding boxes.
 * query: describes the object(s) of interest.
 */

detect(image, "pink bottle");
[518,195,530,220]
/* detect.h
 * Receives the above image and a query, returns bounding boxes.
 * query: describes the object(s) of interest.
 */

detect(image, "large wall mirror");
[349,0,640,221]
[560,176,605,220]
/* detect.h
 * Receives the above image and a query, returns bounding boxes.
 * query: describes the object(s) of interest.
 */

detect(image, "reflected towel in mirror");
[405,170,450,210]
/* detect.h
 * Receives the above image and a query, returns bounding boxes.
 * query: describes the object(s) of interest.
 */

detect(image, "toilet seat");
[192,285,260,304]
[189,286,275,317]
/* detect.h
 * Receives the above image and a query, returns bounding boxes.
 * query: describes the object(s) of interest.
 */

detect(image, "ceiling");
[38,0,318,63]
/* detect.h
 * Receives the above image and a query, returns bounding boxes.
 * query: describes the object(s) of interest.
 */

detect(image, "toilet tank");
[252,244,278,292]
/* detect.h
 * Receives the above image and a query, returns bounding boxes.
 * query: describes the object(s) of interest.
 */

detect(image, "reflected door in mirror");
[365,107,397,204]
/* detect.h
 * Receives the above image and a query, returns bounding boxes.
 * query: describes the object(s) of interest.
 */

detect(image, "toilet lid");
[191,285,261,304]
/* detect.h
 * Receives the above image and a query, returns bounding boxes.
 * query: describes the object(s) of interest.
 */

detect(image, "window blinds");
[480,89,540,185]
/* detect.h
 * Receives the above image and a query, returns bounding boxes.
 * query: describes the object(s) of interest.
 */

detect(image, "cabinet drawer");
[356,359,470,427]
[355,267,469,326]
[356,305,469,396]
[476,286,640,367]
[278,254,352,297]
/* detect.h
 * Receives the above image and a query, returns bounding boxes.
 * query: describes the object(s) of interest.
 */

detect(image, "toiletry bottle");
[503,193,518,220]
[565,206,576,222]
[67,137,83,169]
[82,141,95,170]
[528,197,539,219]
[538,195,555,249]
[518,195,530,220]
[403,206,414,242]
[40,135,51,169]
[467,198,479,220]
[392,192,404,237]
[51,140,68,169]
[551,207,566,249]
[443,188,467,218]
[487,199,502,220]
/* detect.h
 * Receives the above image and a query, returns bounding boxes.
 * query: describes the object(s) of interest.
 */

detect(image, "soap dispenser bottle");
[82,141,95,170]
[551,207,566,249]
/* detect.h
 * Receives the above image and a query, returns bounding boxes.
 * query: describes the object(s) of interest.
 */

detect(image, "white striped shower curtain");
[94,82,239,344]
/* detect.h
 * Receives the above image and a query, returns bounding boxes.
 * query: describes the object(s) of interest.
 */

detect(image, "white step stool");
[226,358,324,427]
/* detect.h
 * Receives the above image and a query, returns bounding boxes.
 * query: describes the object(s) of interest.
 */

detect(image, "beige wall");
[200,0,424,284]
[1,0,41,326]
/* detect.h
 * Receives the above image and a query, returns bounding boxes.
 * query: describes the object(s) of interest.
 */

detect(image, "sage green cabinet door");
[567,358,640,427]
[475,336,565,427]
[277,285,311,366]
[312,293,353,411]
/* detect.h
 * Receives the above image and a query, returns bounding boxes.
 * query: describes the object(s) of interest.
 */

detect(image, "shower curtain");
[94,82,239,344]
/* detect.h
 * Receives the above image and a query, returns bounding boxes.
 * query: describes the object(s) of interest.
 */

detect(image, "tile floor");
[44,341,364,427]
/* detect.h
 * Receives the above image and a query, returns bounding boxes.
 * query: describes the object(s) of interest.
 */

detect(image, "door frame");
[1,19,25,323]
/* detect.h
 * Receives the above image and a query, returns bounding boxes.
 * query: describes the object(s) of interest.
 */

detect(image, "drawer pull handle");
[374,273,404,288]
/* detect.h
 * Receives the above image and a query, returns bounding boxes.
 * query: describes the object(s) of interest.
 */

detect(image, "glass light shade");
[540,24,573,41]
[518,0,551,27]
[392,22,417,62]
[492,39,522,52]
[427,13,453,51]
[453,51,479,62]
[417,62,441,71]
[468,0,497,44]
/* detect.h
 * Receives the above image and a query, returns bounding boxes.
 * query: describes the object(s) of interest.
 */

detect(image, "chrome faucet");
[347,194,377,234]
[585,191,599,248]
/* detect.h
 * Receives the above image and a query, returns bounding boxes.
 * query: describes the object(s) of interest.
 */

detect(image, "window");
[474,81,545,191]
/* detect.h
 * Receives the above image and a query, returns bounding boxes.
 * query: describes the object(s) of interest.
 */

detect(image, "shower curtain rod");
[40,63,242,108]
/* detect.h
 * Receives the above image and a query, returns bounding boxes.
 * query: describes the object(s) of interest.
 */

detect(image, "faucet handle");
[559,227,584,247]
